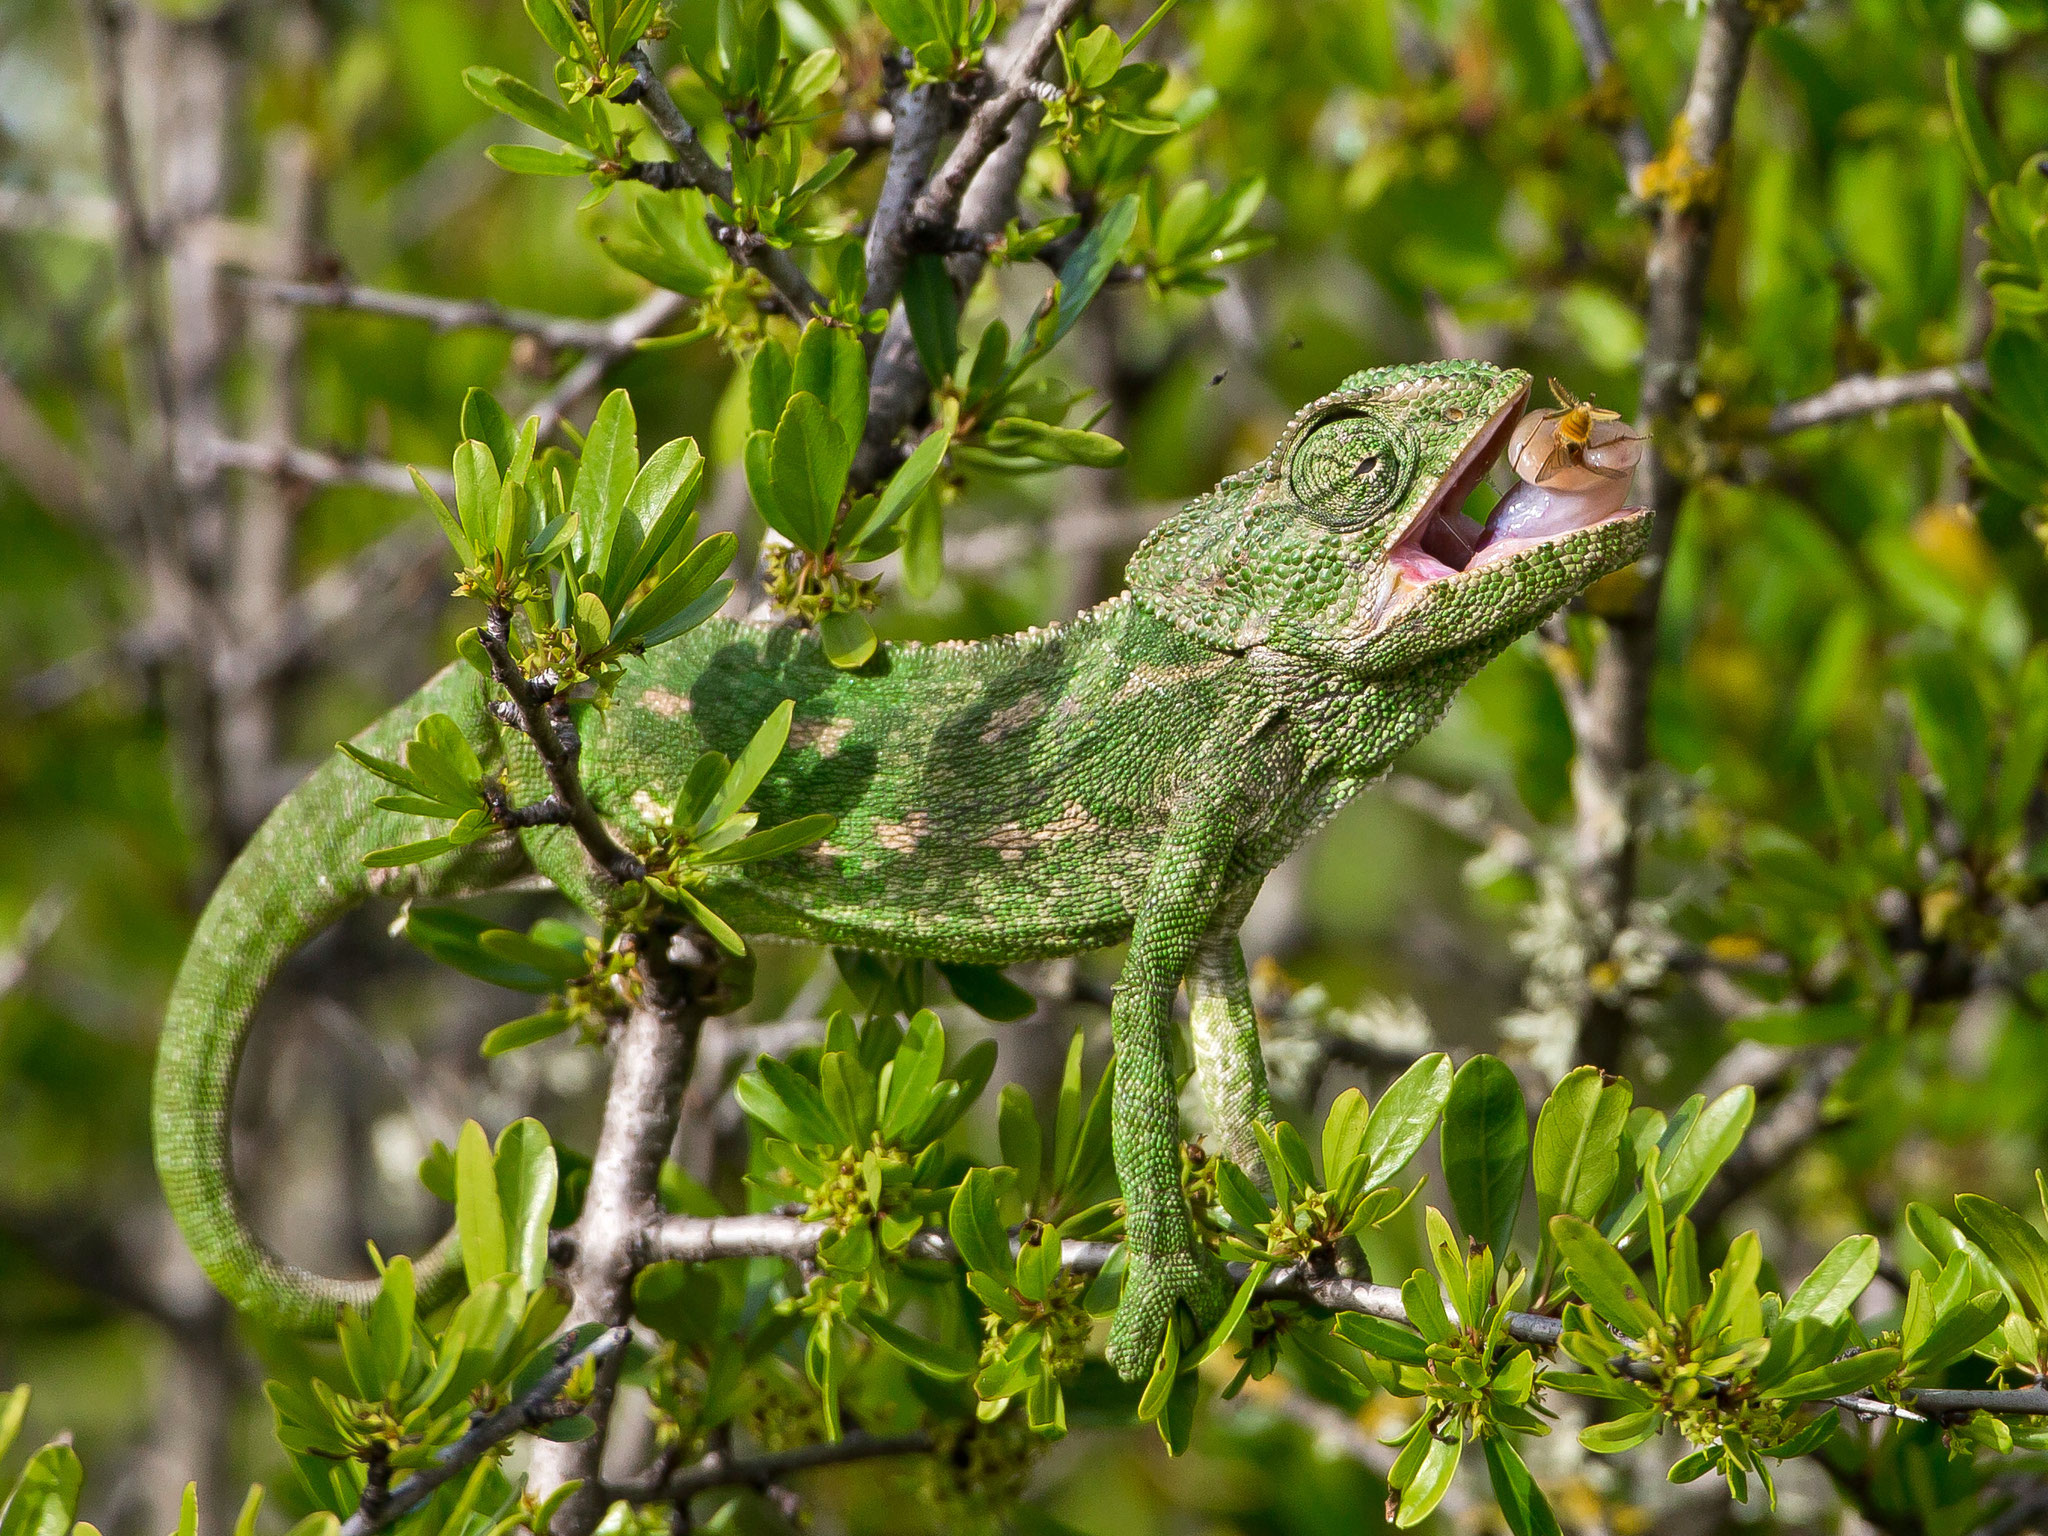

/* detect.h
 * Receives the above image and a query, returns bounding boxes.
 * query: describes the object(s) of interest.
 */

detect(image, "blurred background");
[5,0,2048,1531]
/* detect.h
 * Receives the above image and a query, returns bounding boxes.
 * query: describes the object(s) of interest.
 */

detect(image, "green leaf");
[1482,1435,1561,1536]
[700,699,794,834]
[494,1118,557,1291]
[982,417,1127,467]
[1442,1054,1527,1257]
[844,427,951,552]
[1361,1053,1452,1186]
[1551,1214,1661,1335]
[1781,1235,1879,1328]
[609,532,738,651]
[935,961,1035,1021]
[634,1261,723,1346]
[1956,1194,2048,1323]
[484,140,594,175]
[902,254,959,384]
[674,888,746,954]
[1136,1314,1183,1423]
[792,322,868,453]
[857,1310,976,1379]
[949,1167,1015,1285]
[818,609,877,669]
[477,928,588,984]
[1947,54,2010,194]
[1766,1347,1900,1402]
[881,1009,946,1142]
[1996,646,2048,839]
[362,836,456,868]
[0,1443,82,1536]
[1321,1086,1372,1208]
[770,392,850,553]
[464,66,590,147]
[1334,1310,1431,1366]
[1607,1087,1754,1246]
[998,1084,1044,1207]
[1535,1066,1632,1276]
[1395,1433,1461,1529]
[749,341,793,433]
[1579,1409,1661,1454]
[692,812,835,866]
[1905,641,1991,839]
[573,390,639,573]
[455,1119,509,1289]
[481,1011,573,1057]
[0,1386,28,1467]
[452,439,502,559]
[1046,194,1140,353]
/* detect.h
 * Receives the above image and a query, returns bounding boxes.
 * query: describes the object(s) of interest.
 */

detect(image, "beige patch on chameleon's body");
[978,691,1047,744]
[1108,654,1232,707]
[788,716,855,757]
[874,812,932,852]
[639,688,691,719]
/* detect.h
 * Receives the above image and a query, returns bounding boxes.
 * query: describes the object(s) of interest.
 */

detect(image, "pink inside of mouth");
[1387,398,1642,584]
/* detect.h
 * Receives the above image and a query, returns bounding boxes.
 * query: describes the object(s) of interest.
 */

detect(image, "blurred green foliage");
[11,0,2048,1532]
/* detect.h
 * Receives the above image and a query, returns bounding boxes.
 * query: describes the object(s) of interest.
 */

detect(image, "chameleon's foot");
[1105,1243,1231,1382]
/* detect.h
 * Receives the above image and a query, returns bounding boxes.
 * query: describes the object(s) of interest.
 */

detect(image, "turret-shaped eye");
[1288,409,1414,526]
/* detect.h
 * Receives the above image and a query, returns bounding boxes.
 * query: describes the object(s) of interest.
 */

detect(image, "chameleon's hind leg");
[1187,929,1272,1187]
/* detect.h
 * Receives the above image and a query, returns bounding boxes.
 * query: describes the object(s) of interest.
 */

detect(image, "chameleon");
[153,359,1649,1380]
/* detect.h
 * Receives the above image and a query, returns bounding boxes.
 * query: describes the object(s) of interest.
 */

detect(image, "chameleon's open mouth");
[1387,382,1646,586]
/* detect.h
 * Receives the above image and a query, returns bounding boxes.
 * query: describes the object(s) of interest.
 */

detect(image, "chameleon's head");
[1125,360,1651,676]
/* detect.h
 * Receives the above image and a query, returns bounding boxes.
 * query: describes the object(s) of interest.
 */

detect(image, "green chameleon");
[154,359,1648,1379]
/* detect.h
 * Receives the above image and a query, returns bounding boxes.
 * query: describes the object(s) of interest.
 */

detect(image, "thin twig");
[475,605,645,885]
[621,48,824,321]
[643,1214,2048,1423]
[199,434,452,500]
[244,278,628,350]
[334,1327,629,1536]
[1768,361,1987,434]
[530,290,691,443]
[1689,1043,1858,1232]
[607,1432,936,1504]
[1555,0,1654,180]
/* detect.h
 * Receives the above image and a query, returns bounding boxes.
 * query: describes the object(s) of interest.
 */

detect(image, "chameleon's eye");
[1288,410,1414,526]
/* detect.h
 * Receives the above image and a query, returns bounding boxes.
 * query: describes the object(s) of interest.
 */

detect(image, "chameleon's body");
[154,360,1649,1376]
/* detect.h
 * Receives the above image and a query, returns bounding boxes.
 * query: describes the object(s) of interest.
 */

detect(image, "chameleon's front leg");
[1104,813,1239,1381]
[1188,930,1273,1184]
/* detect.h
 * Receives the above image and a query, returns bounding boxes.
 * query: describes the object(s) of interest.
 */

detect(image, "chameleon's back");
[586,596,1246,961]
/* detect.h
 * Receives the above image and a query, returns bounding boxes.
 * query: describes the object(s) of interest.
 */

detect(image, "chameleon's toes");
[1105,1245,1231,1382]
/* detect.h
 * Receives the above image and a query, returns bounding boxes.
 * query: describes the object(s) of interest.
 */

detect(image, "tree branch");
[608,1432,936,1504]
[527,931,713,1536]
[905,0,1086,242]
[1768,361,1987,435]
[620,48,824,321]
[1567,0,1759,1072]
[475,605,645,886]
[643,1214,2048,1423]
[335,1327,630,1536]
[199,433,452,500]
[1688,1043,1857,1233]
[1555,0,1654,181]
[529,290,691,443]
[861,76,950,321]
[244,277,630,351]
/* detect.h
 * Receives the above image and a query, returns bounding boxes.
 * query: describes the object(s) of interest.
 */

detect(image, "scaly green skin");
[153,360,1650,1379]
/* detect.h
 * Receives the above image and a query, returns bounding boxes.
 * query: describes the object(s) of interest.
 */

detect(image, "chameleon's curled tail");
[152,665,513,1333]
